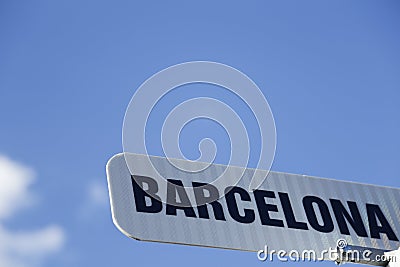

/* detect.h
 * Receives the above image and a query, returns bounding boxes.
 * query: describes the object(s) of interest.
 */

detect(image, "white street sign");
[106,153,400,259]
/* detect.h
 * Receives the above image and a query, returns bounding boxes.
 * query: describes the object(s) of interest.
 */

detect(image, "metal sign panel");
[106,153,400,258]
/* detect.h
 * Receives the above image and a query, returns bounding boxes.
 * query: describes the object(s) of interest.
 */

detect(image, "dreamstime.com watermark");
[257,239,398,263]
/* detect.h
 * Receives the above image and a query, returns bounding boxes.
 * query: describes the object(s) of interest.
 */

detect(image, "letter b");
[131,175,162,213]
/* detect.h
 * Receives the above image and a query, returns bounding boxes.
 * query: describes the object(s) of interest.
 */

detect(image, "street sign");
[106,153,400,259]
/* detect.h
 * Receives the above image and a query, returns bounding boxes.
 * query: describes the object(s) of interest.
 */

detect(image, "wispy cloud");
[0,154,66,267]
[78,180,109,221]
[88,181,109,207]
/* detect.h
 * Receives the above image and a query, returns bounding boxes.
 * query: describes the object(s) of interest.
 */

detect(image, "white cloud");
[0,154,66,267]
[0,225,65,267]
[0,155,35,219]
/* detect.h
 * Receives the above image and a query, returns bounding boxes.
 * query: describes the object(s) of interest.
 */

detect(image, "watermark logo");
[122,61,276,206]
[336,239,348,249]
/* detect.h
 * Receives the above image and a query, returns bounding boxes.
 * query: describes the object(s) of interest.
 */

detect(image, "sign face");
[106,153,400,258]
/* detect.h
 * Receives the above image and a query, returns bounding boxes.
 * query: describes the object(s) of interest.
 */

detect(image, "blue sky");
[0,1,399,266]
